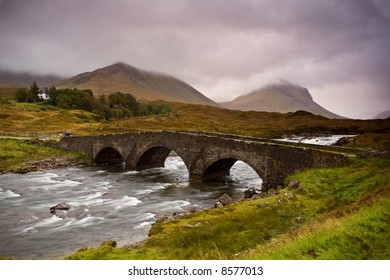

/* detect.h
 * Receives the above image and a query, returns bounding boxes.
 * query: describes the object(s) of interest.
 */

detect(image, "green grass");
[0,138,88,172]
[245,194,390,260]
[65,157,390,260]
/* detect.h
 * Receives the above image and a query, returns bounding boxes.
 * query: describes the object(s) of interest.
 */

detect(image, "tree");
[29,81,41,102]
[145,103,172,115]
[44,86,58,105]
[108,92,142,116]
[15,87,29,102]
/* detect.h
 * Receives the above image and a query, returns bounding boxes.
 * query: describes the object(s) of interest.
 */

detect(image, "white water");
[0,157,261,259]
[275,135,355,146]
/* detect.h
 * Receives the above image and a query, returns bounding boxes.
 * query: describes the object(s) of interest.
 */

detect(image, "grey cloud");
[0,0,389,118]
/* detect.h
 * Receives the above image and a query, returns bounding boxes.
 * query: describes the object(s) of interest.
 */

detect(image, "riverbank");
[0,138,89,175]
[65,156,390,260]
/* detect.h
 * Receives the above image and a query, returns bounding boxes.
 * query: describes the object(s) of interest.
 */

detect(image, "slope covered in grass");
[65,157,390,260]
[1,101,389,142]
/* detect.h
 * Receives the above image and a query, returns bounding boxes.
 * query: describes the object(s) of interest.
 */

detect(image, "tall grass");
[66,157,390,260]
[245,196,390,260]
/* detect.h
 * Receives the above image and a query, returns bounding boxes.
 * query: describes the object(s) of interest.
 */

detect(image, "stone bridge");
[59,131,349,189]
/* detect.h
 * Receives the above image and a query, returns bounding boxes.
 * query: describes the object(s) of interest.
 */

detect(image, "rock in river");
[50,203,71,218]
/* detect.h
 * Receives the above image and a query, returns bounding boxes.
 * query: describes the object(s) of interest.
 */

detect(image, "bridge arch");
[126,145,190,173]
[94,146,124,164]
[202,157,264,181]
[197,152,267,188]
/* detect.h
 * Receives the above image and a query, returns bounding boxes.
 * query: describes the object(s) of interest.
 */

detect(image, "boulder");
[244,187,258,199]
[53,210,67,219]
[284,192,294,199]
[358,149,380,158]
[333,137,354,146]
[257,203,268,208]
[188,207,198,214]
[219,193,233,206]
[214,202,223,208]
[173,212,183,218]
[380,150,390,158]
[50,203,71,218]
[155,214,169,223]
[287,179,300,189]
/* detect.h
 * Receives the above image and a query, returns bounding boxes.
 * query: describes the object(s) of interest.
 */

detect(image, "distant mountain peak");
[107,61,141,72]
[221,81,344,119]
[53,62,218,106]
[263,80,314,101]
[266,79,298,88]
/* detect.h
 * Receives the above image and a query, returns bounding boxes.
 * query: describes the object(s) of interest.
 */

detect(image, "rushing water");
[0,157,261,259]
[275,135,355,146]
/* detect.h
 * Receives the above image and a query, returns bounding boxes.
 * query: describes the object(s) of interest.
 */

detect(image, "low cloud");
[0,0,389,118]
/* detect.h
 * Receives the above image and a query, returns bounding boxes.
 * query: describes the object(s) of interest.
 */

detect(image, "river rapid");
[0,157,261,259]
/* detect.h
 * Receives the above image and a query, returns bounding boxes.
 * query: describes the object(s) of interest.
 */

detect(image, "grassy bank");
[65,157,390,260]
[0,138,89,173]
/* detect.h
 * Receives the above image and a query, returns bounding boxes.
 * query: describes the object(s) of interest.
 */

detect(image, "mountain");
[0,70,61,88]
[373,110,390,119]
[221,81,344,119]
[54,62,218,106]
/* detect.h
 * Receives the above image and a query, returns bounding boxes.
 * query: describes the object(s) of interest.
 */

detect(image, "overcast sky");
[0,0,389,119]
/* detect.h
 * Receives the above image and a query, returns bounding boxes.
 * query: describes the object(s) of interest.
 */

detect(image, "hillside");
[1,101,389,148]
[53,62,218,106]
[373,110,390,119]
[221,81,344,119]
[0,70,61,88]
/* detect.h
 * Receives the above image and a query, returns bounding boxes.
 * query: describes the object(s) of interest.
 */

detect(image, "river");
[0,157,261,259]
[0,134,352,259]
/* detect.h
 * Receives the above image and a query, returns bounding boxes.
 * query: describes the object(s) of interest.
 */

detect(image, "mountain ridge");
[221,81,344,119]
[0,70,61,88]
[53,62,219,106]
[373,110,390,119]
